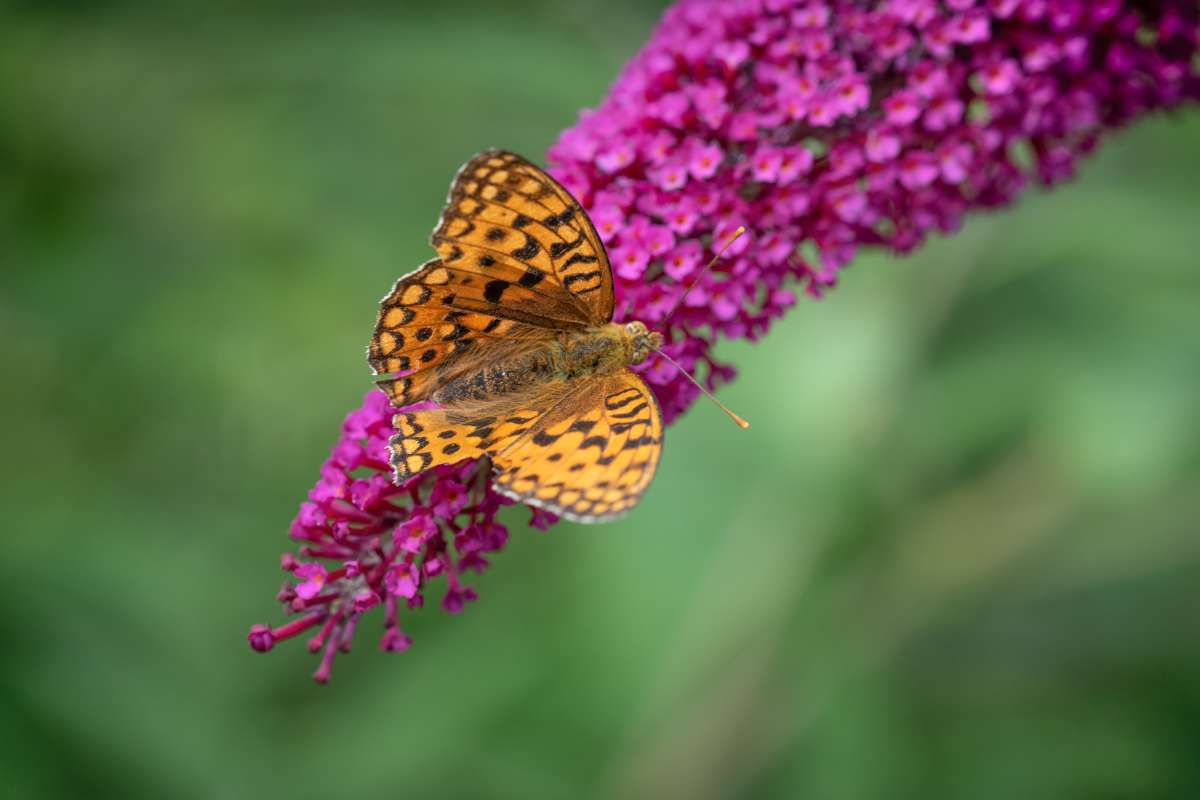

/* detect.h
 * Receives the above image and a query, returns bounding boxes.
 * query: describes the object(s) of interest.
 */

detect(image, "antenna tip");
[734,225,746,235]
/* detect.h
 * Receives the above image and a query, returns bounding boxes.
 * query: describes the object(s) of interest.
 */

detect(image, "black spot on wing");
[518,267,546,288]
[385,308,415,326]
[605,389,642,410]
[532,431,559,447]
[543,208,576,229]
[611,401,649,420]
[550,233,585,259]
[484,280,509,303]
[563,269,602,288]
[511,235,540,260]
[562,255,600,271]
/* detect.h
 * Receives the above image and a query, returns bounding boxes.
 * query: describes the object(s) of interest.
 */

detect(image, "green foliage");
[2,3,1198,798]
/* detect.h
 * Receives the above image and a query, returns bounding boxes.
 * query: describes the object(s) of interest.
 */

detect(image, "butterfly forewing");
[436,150,614,326]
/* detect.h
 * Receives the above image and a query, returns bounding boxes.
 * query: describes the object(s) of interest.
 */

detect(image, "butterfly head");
[624,321,664,366]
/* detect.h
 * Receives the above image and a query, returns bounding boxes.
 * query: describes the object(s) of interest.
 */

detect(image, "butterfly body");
[430,321,660,407]
[369,151,665,522]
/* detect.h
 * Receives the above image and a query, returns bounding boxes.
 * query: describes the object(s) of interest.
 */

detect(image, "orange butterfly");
[368,150,742,523]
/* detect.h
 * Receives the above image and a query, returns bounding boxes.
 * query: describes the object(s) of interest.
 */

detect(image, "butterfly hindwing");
[436,150,615,327]
[491,370,663,523]
[388,405,546,483]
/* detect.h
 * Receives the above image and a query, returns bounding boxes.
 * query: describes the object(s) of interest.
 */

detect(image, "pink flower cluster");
[247,391,565,681]
[246,391,534,682]
[250,0,1198,681]
[549,0,1198,422]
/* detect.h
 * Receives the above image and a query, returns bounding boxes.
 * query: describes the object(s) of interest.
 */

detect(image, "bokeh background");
[3,2,1199,798]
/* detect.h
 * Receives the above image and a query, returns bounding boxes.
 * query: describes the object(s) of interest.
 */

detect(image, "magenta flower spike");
[250,0,1199,682]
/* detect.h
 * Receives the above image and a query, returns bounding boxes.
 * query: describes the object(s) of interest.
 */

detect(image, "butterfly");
[367,150,666,523]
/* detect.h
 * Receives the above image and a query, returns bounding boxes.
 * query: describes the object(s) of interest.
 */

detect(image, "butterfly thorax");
[432,321,661,407]
[560,321,661,378]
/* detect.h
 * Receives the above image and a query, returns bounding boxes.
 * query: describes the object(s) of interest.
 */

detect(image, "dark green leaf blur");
[2,2,1198,798]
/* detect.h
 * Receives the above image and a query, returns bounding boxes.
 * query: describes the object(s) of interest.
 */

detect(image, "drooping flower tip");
[246,612,324,654]
[442,585,478,615]
[247,624,275,653]
[380,627,413,653]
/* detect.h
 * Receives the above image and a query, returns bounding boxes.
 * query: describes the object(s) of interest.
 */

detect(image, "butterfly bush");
[250,0,1199,681]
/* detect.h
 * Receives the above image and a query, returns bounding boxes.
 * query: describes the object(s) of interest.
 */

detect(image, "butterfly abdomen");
[433,347,558,406]
[433,325,632,407]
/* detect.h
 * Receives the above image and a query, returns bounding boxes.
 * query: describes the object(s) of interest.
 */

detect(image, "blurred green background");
[3,2,1199,798]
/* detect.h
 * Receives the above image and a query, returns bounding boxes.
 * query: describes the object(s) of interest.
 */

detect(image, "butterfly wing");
[369,150,615,406]
[388,370,662,522]
[434,150,614,326]
[369,258,559,405]
[492,370,663,523]
[389,403,548,483]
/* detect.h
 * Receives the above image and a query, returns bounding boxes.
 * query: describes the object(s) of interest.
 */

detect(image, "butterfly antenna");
[662,226,747,322]
[651,346,750,429]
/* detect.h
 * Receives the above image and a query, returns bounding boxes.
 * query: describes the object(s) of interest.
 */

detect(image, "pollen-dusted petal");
[293,563,328,600]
